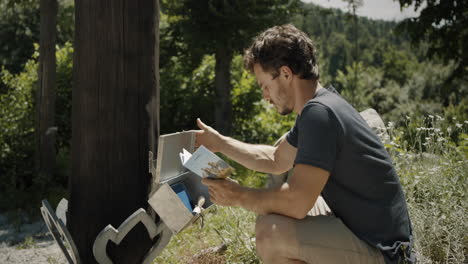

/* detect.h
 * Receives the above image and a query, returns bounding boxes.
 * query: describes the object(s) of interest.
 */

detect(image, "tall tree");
[69,0,160,263]
[397,0,468,94]
[35,0,57,181]
[343,0,363,105]
[162,0,299,136]
[0,0,74,75]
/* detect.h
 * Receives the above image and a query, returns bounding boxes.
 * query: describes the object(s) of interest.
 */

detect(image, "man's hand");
[201,177,243,207]
[195,118,223,153]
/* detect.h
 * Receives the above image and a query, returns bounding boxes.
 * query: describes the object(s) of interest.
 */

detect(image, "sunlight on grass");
[154,206,259,264]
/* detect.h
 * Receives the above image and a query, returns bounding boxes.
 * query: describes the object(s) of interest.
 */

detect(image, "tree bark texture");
[214,46,233,136]
[70,0,160,263]
[35,0,58,178]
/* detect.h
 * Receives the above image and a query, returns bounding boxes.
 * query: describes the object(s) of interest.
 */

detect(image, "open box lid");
[148,130,214,234]
[153,131,196,185]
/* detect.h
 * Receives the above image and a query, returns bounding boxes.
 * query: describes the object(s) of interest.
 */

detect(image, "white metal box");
[148,131,213,234]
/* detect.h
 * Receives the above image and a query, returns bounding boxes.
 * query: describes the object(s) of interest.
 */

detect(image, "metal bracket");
[149,151,157,180]
[93,208,172,264]
[40,199,81,264]
[149,151,160,199]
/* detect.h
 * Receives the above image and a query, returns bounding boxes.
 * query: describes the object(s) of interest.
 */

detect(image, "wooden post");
[36,0,58,179]
[70,0,160,263]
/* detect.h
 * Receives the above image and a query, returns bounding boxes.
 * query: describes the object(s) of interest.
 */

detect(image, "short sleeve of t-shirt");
[286,102,339,173]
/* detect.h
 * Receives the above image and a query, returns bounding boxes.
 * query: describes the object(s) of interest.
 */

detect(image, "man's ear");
[279,65,293,80]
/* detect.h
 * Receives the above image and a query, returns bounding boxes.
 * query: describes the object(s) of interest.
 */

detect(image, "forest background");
[0,0,466,263]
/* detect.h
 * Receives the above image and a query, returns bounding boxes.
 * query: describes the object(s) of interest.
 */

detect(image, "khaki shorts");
[300,196,385,264]
[256,197,386,264]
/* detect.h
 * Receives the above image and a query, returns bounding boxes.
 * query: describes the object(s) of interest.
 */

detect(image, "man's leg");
[255,196,332,263]
[255,196,330,264]
[255,214,307,264]
[255,213,385,264]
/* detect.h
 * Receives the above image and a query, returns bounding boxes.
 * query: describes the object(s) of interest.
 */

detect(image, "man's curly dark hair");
[243,24,320,80]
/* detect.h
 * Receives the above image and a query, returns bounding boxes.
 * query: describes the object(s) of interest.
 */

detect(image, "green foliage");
[154,203,260,264]
[0,0,39,74]
[388,116,468,263]
[236,100,295,145]
[333,56,466,127]
[293,2,414,83]
[293,2,468,124]
[161,0,301,135]
[0,50,37,209]
[323,32,353,80]
[382,47,414,86]
[160,54,216,133]
[0,0,74,74]
[399,154,467,263]
[161,0,300,62]
[0,43,72,213]
[397,0,468,82]
[336,62,375,110]
[159,52,292,146]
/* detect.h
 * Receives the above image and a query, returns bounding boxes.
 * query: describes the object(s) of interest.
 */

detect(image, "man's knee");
[256,214,306,263]
[255,214,280,259]
[255,214,292,255]
[255,215,271,253]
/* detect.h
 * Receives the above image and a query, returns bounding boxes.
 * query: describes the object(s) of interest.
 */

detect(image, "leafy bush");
[160,54,216,134]
[0,42,72,213]
[0,0,74,74]
[0,50,37,211]
[389,117,468,263]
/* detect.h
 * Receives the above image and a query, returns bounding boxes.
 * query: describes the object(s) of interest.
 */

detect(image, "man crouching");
[197,24,414,264]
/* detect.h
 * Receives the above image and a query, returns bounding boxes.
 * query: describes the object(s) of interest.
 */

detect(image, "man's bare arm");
[195,118,296,174]
[202,164,330,219]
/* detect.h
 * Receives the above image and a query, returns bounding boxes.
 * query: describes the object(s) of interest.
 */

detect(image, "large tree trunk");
[69,0,160,263]
[35,0,57,179]
[214,46,233,136]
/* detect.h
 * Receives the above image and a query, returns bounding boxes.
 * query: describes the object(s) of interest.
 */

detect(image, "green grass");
[396,151,467,263]
[388,117,468,263]
[153,206,259,264]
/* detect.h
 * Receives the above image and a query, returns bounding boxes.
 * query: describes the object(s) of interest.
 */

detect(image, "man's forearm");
[203,164,328,219]
[218,135,281,174]
[236,184,307,219]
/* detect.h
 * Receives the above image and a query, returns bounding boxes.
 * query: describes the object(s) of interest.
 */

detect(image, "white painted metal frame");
[40,199,81,264]
[92,208,171,264]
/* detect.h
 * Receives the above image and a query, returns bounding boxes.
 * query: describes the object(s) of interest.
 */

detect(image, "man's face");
[253,64,293,115]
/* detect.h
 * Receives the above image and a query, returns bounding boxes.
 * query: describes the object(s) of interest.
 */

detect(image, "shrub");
[388,116,467,263]
[0,42,72,213]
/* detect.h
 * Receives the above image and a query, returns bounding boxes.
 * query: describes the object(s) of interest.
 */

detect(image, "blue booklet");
[170,183,192,212]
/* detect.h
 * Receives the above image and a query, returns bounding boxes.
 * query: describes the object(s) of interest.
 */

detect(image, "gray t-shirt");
[286,86,414,264]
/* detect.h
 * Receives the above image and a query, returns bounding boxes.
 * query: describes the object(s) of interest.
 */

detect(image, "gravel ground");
[0,214,66,264]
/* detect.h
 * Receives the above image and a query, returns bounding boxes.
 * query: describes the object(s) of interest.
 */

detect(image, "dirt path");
[0,214,66,264]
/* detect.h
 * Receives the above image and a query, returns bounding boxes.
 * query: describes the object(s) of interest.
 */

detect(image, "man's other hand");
[195,118,223,153]
[201,177,243,207]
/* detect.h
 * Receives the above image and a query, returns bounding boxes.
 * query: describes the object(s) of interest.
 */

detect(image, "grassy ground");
[154,118,468,264]
[154,167,263,264]
[153,206,259,264]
